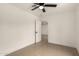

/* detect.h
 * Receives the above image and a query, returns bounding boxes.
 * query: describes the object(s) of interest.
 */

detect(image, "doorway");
[41,21,48,43]
[35,19,41,44]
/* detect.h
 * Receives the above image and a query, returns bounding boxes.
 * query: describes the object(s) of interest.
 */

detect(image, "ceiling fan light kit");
[39,6,44,9]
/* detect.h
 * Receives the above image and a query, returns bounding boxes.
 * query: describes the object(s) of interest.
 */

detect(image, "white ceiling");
[10,3,78,17]
[10,3,42,17]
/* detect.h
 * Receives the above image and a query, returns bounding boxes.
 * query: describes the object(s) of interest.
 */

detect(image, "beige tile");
[7,39,78,56]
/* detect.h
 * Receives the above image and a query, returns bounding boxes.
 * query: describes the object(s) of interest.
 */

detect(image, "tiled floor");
[7,38,78,56]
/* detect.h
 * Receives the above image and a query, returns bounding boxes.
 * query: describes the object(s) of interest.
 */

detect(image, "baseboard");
[5,42,35,56]
[5,40,42,56]
[76,48,79,56]
[48,41,76,49]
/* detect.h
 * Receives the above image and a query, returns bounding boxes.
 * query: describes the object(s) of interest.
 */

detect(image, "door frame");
[35,19,36,44]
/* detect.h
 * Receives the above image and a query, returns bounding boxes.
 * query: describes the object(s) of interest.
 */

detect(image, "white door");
[35,19,41,44]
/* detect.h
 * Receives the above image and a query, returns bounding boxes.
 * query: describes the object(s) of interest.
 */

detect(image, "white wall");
[42,10,76,47]
[0,4,41,55]
[76,6,79,52]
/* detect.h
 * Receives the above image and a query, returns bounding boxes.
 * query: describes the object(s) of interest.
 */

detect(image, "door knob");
[35,32,38,33]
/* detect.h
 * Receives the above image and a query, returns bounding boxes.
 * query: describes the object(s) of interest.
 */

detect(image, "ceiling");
[10,3,78,17]
[10,3,42,17]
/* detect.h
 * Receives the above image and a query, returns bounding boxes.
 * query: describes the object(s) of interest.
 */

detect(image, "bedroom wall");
[75,6,79,52]
[0,4,41,55]
[42,10,76,47]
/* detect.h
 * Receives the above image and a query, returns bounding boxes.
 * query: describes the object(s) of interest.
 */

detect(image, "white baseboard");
[4,42,35,56]
[76,48,79,54]
[4,40,41,56]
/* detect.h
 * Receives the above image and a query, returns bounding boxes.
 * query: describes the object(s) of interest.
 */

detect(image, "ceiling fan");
[31,3,57,12]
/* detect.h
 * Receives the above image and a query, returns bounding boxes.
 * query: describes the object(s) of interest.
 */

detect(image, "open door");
[35,19,41,44]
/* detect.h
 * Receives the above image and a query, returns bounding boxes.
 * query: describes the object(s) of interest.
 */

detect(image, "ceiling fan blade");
[34,3,44,6]
[32,6,39,10]
[42,8,46,12]
[32,4,37,7]
[34,3,39,5]
[45,4,57,7]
